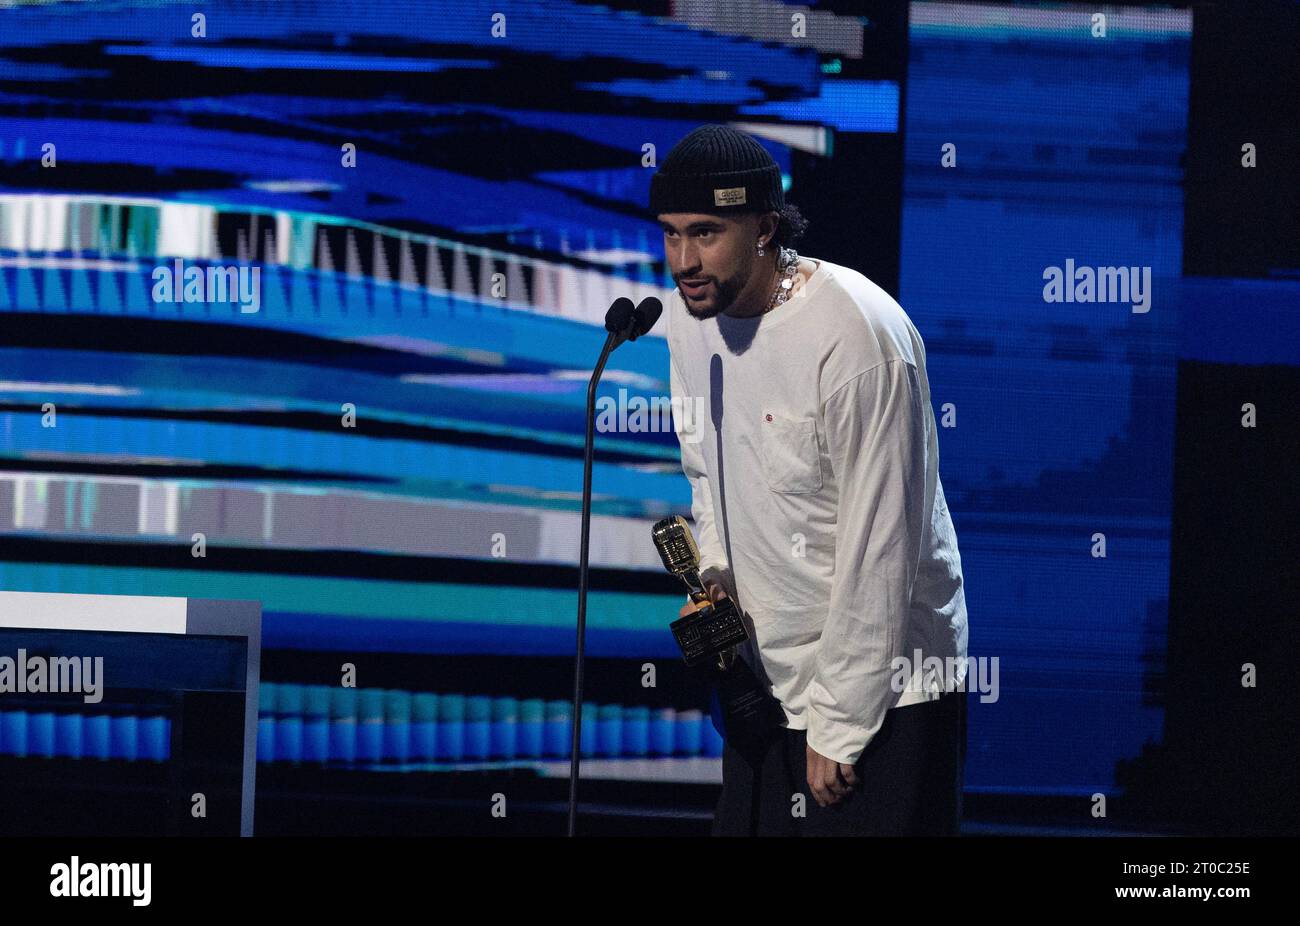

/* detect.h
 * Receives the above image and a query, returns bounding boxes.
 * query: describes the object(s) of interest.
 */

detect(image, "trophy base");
[704,653,787,764]
[670,597,748,666]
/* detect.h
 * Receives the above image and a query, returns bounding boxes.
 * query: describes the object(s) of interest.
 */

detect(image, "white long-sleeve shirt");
[667,257,969,766]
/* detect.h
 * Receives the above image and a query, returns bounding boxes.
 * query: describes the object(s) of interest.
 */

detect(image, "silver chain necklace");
[765,246,800,314]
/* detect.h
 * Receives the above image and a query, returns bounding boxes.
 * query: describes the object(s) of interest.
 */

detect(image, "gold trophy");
[652,515,747,669]
[652,515,785,757]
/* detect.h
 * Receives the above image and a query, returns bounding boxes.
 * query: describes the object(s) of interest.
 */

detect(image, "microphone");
[651,514,714,608]
[604,296,662,347]
[604,296,636,340]
[630,296,663,341]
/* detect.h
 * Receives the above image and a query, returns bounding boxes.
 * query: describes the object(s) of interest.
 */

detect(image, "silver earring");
[756,241,766,256]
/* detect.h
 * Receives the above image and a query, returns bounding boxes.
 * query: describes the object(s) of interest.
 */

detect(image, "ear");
[757,211,780,246]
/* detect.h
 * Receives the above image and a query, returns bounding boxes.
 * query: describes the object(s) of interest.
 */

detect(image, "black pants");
[711,690,967,836]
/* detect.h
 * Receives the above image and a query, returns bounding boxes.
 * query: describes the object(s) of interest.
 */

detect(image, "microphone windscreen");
[631,297,664,339]
[605,297,637,335]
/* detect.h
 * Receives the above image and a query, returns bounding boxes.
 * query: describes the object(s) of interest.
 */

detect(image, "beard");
[680,266,748,320]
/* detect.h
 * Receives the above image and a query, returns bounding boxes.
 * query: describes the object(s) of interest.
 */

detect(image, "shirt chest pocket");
[758,412,823,494]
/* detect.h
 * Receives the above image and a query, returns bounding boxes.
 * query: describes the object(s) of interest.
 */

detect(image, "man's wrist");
[806,702,866,766]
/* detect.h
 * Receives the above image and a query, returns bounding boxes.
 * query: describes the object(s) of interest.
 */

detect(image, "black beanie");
[648,124,785,217]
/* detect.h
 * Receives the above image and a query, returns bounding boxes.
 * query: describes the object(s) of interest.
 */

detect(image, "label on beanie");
[713,186,747,206]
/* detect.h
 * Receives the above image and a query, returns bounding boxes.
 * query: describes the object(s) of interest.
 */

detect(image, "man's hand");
[678,580,729,618]
[806,742,860,807]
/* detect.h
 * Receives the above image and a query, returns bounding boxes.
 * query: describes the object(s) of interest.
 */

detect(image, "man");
[651,124,970,836]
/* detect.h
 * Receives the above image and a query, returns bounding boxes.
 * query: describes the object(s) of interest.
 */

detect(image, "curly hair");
[768,202,811,251]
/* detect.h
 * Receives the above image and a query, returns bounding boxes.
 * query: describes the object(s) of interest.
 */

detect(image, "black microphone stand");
[567,306,635,837]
